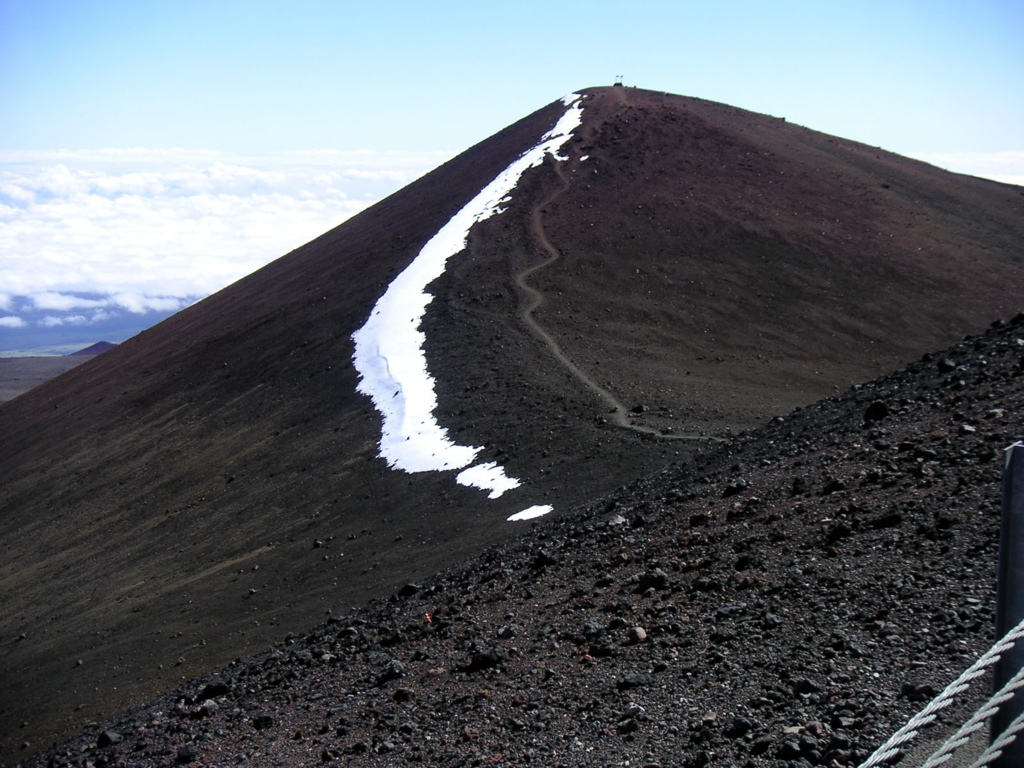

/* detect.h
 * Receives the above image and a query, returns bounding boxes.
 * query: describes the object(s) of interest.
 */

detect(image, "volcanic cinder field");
[1,86,1023,766]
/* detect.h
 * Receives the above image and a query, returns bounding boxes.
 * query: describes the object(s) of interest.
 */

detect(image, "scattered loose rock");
[18,314,1024,768]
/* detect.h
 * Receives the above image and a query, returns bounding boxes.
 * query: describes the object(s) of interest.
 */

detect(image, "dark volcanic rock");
[864,399,890,423]
[462,646,508,673]
[96,730,122,748]
[375,658,406,685]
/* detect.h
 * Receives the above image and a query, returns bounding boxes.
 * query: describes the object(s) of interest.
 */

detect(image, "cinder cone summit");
[2,86,1023,761]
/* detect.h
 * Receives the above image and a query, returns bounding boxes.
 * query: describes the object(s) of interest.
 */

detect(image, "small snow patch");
[507,505,554,522]
[457,462,521,499]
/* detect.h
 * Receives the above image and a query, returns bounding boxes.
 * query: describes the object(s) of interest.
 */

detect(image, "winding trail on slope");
[514,159,718,442]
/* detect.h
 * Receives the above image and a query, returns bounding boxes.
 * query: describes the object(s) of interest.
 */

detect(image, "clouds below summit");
[908,151,1024,187]
[0,148,449,354]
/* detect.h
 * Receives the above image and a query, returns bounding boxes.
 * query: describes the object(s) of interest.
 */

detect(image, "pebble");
[626,626,647,644]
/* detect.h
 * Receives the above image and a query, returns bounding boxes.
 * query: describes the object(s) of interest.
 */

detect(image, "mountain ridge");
[1,85,1022,761]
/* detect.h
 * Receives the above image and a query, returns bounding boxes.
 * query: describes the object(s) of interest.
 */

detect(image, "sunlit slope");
[426,87,1024,451]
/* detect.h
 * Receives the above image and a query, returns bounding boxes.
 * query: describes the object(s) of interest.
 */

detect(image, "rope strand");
[967,708,1024,768]
[857,616,1024,768]
[917,666,1024,768]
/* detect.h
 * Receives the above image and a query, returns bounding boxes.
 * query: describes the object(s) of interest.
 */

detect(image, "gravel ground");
[16,315,1024,767]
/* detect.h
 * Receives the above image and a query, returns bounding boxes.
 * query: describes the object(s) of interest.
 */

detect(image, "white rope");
[967,707,1024,768]
[917,666,1024,768]
[857,616,1024,768]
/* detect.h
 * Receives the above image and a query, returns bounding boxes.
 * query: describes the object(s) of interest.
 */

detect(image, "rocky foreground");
[18,314,1024,768]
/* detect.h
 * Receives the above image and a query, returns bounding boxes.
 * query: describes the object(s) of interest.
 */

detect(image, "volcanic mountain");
[1,85,1022,761]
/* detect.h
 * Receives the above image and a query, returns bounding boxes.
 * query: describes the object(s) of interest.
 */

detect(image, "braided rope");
[857,616,1024,768]
[967,707,1024,768]
[917,665,1024,768]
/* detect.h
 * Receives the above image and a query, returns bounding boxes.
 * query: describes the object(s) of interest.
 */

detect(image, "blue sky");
[1,0,1022,354]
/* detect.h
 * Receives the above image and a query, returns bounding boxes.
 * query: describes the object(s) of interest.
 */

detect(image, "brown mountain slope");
[427,87,1024,454]
[1,86,1022,761]
[18,301,1024,768]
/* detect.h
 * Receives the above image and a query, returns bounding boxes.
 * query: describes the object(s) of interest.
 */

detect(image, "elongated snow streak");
[352,94,583,510]
[507,505,554,522]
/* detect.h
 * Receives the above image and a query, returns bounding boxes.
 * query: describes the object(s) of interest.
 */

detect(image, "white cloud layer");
[908,150,1024,187]
[0,147,448,297]
[0,148,449,353]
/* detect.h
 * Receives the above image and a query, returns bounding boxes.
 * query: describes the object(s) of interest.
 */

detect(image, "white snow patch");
[507,505,554,522]
[352,95,584,501]
[457,462,521,499]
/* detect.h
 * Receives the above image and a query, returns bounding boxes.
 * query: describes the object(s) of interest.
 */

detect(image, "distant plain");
[0,357,88,403]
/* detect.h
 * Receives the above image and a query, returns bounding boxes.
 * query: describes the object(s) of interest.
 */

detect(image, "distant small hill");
[68,341,117,356]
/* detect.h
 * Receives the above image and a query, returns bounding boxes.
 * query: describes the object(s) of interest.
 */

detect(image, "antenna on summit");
[614,75,624,87]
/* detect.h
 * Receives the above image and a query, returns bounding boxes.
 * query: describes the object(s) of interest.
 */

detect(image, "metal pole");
[993,442,1024,766]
